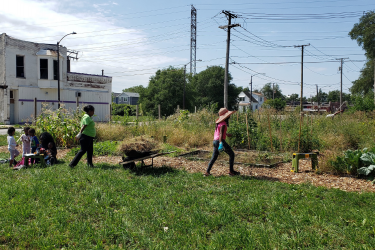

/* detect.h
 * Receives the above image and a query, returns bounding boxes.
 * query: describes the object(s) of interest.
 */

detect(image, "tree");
[260,83,285,100]
[264,98,287,111]
[310,89,328,103]
[140,66,185,117]
[327,90,351,103]
[286,93,299,104]
[122,85,145,94]
[349,11,375,95]
[350,60,374,95]
[189,66,242,110]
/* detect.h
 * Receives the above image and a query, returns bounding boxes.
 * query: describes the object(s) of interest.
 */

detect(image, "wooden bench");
[292,152,318,172]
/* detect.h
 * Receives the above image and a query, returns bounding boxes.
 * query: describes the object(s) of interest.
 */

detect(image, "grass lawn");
[0,152,375,249]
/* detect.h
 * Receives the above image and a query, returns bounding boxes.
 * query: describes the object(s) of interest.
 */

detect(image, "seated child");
[19,127,31,157]
[28,128,39,164]
[44,142,57,166]
[7,127,19,167]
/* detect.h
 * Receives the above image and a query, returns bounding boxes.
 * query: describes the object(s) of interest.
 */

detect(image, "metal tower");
[190,5,197,75]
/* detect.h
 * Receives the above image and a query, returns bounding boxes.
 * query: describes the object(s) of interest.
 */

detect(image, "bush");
[111,103,136,116]
[350,92,375,112]
[35,105,82,147]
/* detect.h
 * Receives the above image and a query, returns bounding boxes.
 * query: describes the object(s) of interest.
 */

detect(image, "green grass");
[1,158,375,249]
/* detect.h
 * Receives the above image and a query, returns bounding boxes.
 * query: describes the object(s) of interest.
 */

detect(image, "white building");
[238,91,266,112]
[0,33,112,124]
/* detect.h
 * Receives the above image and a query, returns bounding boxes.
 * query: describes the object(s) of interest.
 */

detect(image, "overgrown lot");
[0,160,375,249]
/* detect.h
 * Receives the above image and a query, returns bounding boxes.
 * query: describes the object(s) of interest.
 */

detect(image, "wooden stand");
[292,152,318,172]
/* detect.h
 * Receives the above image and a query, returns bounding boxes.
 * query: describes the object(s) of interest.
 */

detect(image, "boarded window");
[53,60,58,80]
[16,55,24,77]
[40,59,48,79]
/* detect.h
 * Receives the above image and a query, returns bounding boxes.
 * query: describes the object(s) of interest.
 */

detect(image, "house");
[0,33,112,124]
[113,92,139,105]
[238,91,265,112]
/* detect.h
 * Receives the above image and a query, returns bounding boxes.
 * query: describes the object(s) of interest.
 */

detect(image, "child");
[44,142,57,166]
[7,127,19,167]
[19,127,31,157]
[204,108,240,177]
[28,128,39,164]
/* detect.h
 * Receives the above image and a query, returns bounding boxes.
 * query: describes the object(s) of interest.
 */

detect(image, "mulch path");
[1,146,374,193]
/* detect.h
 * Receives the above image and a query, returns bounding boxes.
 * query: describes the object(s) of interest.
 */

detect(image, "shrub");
[35,104,82,147]
[111,103,136,116]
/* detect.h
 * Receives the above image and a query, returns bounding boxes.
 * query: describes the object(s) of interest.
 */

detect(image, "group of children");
[7,126,57,168]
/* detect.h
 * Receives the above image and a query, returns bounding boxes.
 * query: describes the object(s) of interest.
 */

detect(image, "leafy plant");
[35,104,83,147]
[358,149,375,176]
[344,149,363,175]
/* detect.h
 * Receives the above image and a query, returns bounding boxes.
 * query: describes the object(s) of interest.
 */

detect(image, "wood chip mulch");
[2,146,374,193]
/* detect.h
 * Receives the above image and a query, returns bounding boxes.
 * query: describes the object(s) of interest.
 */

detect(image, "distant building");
[0,33,112,124]
[112,92,139,105]
[238,91,265,112]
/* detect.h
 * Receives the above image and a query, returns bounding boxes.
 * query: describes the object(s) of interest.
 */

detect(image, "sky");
[1,0,374,98]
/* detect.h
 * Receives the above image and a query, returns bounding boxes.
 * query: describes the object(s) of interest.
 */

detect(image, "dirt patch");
[2,146,374,193]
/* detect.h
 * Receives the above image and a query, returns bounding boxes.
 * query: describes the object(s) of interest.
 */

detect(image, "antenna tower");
[190,5,197,75]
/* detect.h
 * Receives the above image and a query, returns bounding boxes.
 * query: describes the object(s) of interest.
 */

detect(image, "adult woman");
[204,108,240,176]
[69,105,96,168]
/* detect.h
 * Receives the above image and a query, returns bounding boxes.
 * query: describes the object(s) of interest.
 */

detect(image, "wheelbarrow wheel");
[123,162,136,169]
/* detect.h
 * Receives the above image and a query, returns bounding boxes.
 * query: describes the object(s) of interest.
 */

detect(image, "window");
[239,97,245,102]
[260,97,262,102]
[10,90,14,99]
[121,97,128,102]
[16,55,25,77]
[40,59,48,79]
[53,60,58,80]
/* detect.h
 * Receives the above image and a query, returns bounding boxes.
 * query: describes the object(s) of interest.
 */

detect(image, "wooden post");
[177,105,180,113]
[245,113,251,150]
[279,115,283,152]
[158,104,161,120]
[195,106,197,113]
[109,104,111,122]
[267,112,274,152]
[136,105,139,120]
[34,98,37,125]
[298,113,303,153]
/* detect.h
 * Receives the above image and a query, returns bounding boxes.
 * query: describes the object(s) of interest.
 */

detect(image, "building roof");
[252,92,264,96]
[121,92,140,98]
[241,91,258,103]
[112,92,122,97]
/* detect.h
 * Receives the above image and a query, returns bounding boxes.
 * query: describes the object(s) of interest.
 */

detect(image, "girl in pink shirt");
[205,108,239,176]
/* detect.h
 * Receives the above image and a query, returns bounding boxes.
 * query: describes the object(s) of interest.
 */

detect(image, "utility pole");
[316,84,319,107]
[294,44,310,112]
[220,10,240,108]
[272,83,275,100]
[336,57,349,112]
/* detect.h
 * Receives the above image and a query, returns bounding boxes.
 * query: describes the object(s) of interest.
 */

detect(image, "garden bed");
[178,149,289,168]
